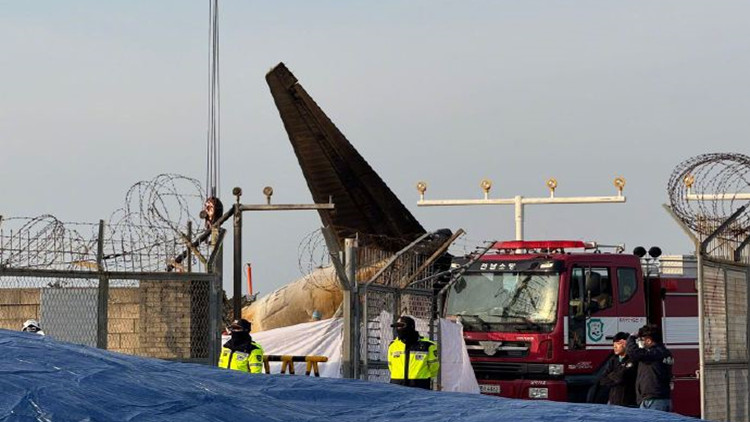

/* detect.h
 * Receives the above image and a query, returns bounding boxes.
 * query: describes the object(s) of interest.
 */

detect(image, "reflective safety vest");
[218,342,264,374]
[388,337,439,385]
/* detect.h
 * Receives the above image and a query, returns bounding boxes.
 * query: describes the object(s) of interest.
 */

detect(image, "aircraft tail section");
[266,62,425,251]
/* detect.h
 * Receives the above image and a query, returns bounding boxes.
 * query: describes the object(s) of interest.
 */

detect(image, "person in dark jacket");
[626,324,673,411]
[596,332,638,406]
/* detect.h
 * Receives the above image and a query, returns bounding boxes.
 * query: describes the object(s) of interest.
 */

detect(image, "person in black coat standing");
[596,332,638,407]
[626,324,674,412]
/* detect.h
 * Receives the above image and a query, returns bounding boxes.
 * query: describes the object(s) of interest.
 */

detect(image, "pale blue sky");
[2,1,749,295]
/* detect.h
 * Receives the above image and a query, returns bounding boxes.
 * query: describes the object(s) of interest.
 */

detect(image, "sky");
[2,1,749,297]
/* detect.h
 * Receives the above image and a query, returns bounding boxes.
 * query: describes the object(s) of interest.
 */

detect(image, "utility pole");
[230,186,334,320]
[415,177,627,240]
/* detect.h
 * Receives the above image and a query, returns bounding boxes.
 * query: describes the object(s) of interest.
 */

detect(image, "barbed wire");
[2,173,491,278]
[295,226,478,291]
[668,153,750,240]
[0,174,207,272]
[296,229,337,290]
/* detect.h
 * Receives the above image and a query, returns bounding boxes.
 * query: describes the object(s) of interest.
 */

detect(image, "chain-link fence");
[0,219,223,365]
[667,210,750,421]
[666,153,750,421]
[701,255,749,421]
[354,232,453,384]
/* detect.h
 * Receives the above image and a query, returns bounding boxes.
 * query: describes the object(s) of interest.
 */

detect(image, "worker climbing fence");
[0,218,223,365]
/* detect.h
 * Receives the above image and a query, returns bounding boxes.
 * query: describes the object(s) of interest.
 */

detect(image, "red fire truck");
[443,240,699,417]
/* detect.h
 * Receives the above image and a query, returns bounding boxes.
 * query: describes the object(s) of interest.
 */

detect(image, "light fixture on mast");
[416,177,627,240]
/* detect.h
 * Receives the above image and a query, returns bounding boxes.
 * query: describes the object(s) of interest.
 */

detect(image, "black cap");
[229,319,251,332]
[637,324,662,343]
[390,316,415,328]
[613,332,629,342]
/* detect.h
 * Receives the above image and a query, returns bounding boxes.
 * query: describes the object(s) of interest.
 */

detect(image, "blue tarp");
[0,330,697,421]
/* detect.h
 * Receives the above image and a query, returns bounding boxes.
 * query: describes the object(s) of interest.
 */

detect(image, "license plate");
[479,384,501,394]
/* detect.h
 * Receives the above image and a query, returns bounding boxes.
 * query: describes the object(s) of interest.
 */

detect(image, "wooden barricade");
[263,355,328,377]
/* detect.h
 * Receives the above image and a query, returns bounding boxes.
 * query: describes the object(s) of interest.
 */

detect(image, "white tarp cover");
[440,318,480,393]
[252,317,343,378]
[248,317,480,393]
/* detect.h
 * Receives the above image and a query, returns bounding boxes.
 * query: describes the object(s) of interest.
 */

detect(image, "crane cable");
[206,0,220,199]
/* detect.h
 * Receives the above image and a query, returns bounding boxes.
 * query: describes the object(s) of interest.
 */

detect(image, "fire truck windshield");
[445,271,559,331]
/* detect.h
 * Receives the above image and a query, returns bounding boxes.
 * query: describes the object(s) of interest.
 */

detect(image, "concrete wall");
[0,289,40,331]
[108,288,142,355]
[137,280,194,359]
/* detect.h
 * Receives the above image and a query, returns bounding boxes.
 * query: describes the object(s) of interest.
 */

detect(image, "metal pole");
[436,310,442,390]
[96,220,109,349]
[233,199,242,320]
[341,242,352,378]
[696,248,706,419]
[435,307,442,391]
[208,227,223,366]
[700,206,746,256]
[321,226,349,291]
[514,195,523,240]
[662,204,700,245]
[734,234,750,263]
[361,281,369,381]
[186,221,192,273]
[663,204,704,417]
[345,238,358,379]
[746,263,750,422]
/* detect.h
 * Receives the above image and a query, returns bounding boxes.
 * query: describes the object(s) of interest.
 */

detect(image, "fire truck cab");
[444,240,699,417]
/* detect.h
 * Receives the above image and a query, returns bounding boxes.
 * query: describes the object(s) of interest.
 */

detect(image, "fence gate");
[351,232,452,385]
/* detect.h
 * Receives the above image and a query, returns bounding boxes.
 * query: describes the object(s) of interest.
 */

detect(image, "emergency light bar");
[491,240,625,254]
[492,240,592,251]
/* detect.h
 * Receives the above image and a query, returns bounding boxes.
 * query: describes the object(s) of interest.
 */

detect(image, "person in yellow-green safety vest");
[388,315,439,389]
[218,319,264,373]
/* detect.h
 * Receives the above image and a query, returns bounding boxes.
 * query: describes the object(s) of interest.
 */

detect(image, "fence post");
[747,263,750,422]
[96,219,109,349]
[347,238,360,379]
[341,237,358,378]
[233,195,243,320]
[207,227,224,366]
[186,221,192,273]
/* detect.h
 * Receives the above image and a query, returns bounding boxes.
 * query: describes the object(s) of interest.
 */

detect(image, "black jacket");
[598,353,637,406]
[626,336,673,403]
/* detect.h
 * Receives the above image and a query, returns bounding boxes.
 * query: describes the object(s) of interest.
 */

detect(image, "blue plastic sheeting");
[0,330,698,422]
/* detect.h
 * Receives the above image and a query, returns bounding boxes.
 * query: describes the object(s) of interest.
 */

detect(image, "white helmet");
[22,319,41,333]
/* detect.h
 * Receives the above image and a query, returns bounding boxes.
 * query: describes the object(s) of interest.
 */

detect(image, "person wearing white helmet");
[22,319,45,336]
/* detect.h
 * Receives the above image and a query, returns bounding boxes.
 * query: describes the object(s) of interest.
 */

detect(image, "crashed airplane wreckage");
[243,63,455,331]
